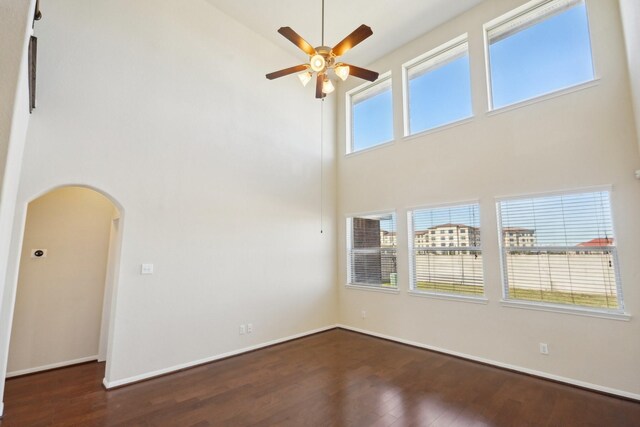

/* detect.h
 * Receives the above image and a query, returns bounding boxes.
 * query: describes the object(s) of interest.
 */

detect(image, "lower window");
[497,190,623,311]
[408,203,484,297]
[347,212,397,289]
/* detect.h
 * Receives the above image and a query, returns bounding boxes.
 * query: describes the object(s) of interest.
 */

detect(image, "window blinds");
[487,0,583,44]
[406,40,468,81]
[409,204,483,297]
[348,213,397,288]
[351,75,392,106]
[497,191,622,311]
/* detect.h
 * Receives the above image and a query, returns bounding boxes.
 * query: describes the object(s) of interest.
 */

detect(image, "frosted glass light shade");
[334,65,350,81]
[298,72,312,87]
[322,78,335,94]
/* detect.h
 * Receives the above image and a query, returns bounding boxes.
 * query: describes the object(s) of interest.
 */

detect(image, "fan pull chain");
[320,98,324,234]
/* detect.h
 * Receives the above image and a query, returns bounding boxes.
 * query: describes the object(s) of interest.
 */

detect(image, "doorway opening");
[6,186,122,378]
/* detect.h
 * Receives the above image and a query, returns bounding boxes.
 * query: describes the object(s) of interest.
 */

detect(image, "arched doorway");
[6,186,122,377]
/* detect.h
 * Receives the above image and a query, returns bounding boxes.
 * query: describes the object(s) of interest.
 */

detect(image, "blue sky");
[499,192,613,247]
[414,204,480,232]
[352,2,594,149]
[352,89,393,152]
[408,192,614,247]
[490,3,594,108]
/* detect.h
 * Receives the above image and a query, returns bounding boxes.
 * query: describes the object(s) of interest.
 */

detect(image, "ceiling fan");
[265,0,379,99]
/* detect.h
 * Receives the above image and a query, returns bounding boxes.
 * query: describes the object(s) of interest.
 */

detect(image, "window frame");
[495,187,628,319]
[483,0,597,111]
[346,210,398,292]
[407,201,486,302]
[402,34,474,137]
[345,71,394,155]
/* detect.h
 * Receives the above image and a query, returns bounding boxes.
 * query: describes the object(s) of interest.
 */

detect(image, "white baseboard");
[103,325,338,389]
[338,324,640,401]
[6,355,99,378]
[0,401,4,418]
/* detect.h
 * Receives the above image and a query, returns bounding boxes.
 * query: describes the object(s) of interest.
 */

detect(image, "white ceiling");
[206,0,484,65]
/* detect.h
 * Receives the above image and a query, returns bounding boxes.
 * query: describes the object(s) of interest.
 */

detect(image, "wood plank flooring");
[1,329,639,426]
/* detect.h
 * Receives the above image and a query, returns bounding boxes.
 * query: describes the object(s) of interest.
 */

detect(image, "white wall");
[619,0,640,153]
[0,0,337,396]
[337,0,640,397]
[7,187,116,375]
[0,0,36,417]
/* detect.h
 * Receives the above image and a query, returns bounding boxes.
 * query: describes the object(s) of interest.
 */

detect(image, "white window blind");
[406,38,468,81]
[497,190,623,311]
[486,0,583,44]
[347,213,397,288]
[351,75,392,104]
[409,204,483,297]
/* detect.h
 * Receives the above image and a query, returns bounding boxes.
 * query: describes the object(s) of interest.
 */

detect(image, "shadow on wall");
[7,186,121,377]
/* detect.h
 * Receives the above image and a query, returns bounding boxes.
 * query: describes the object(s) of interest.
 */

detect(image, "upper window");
[408,203,483,298]
[403,35,473,135]
[347,74,393,154]
[347,212,397,289]
[485,0,595,110]
[497,190,623,312]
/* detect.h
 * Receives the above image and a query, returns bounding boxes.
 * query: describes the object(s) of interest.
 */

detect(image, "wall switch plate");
[539,343,549,355]
[361,310,366,319]
[247,323,253,333]
[140,264,154,275]
[31,249,47,258]
[635,169,640,180]
[239,324,246,335]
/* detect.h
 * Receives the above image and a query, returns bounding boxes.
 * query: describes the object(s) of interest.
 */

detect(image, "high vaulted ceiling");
[206,0,484,65]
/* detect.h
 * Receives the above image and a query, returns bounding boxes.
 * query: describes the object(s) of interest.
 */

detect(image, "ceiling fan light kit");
[265,0,379,99]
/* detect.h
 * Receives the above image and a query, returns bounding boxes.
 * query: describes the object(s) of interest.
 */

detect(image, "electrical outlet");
[239,324,246,335]
[361,310,366,319]
[247,323,253,334]
[539,343,549,355]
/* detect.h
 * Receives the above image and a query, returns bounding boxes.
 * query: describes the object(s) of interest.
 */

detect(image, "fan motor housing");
[315,46,335,68]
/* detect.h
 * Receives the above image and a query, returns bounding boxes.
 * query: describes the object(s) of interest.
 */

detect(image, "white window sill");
[345,284,400,294]
[487,78,600,117]
[500,299,631,321]
[409,290,488,305]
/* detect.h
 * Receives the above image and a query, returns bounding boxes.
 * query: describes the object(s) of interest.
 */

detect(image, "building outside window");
[409,203,484,297]
[347,212,397,288]
[497,190,623,311]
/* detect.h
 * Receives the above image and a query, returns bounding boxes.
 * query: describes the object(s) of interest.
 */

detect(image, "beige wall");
[619,0,640,153]
[337,0,640,397]
[0,0,36,416]
[0,0,338,394]
[7,187,116,375]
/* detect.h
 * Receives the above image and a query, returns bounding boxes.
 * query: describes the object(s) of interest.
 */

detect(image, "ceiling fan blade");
[266,64,309,80]
[316,73,326,99]
[342,64,379,82]
[278,27,317,56]
[331,25,373,57]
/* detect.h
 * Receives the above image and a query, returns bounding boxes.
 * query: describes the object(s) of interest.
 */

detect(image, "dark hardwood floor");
[1,329,639,426]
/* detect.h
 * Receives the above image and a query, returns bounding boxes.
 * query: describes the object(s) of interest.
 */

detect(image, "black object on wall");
[29,0,42,114]
[28,36,37,113]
